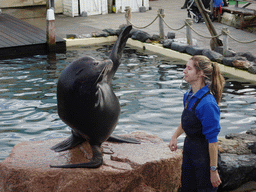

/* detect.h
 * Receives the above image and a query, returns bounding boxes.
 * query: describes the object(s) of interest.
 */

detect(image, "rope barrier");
[186,22,222,39]
[158,14,186,31]
[125,10,256,44]
[227,33,256,44]
[125,15,159,29]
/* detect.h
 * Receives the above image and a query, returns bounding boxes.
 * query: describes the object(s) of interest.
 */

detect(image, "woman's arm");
[209,142,222,188]
[168,123,184,151]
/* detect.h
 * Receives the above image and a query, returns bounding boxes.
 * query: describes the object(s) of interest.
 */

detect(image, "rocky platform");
[0,132,182,192]
[218,129,256,192]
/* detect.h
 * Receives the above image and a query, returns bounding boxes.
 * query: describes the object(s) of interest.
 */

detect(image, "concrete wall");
[0,0,63,14]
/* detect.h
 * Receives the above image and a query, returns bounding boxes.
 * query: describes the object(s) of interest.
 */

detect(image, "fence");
[124,7,256,56]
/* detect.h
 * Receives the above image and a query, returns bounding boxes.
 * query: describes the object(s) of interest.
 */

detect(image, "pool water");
[0,44,255,161]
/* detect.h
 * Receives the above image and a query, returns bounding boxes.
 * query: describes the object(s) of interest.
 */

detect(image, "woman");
[168,55,224,192]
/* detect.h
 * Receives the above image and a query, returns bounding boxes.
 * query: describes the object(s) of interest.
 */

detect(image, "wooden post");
[186,18,193,45]
[46,8,56,53]
[158,9,165,39]
[194,0,222,50]
[46,0,55,9]
[222,27,229,56]
[125,6,132,25]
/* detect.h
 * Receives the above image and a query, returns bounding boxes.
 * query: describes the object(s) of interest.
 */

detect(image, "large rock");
[218,129,256,191]
[0,132,182,192]
[219,153,256,191]
[186,46,205,56]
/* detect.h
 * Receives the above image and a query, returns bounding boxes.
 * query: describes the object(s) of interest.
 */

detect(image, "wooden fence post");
[125,6,132,25]
[158,9,165,39]
[222,27,229,56]
[186,18,193,45]
[46,8,56,53]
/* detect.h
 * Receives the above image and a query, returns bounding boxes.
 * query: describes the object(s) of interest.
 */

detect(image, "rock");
[150,34,161,42]
[248,62,256,74]
[225,133,256,142]
[0,132,182,192]
[163,39,173,49]
[174,38,198,47]
[219,153,256,191]
[214,47,236,57]
[247,129,256,136]
[92,31,109,37]
[102,28,118,36]
[66,34,77,39]
[248,142,256,154]
[186,46,205,56]
[167,32,175,39]
[80,34,93,38]
[218,138,252,155]
[131,30,151,42]
[223,181,256,192]
[171,42,189,53]
[202,49,223,62]
[236,52,256,62]
[222,56,247,67]
[232,60,251,70]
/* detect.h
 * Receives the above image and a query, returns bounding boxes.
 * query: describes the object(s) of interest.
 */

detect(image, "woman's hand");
[210,171,222,188]
[168,137,177,151]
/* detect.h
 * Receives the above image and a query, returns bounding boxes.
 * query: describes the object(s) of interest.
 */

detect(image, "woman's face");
[183,59,202,84]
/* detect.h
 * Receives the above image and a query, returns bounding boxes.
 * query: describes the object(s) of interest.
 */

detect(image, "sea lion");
[50,25,139,169]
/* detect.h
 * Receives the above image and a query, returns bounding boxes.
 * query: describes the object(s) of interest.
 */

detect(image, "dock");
[0,13,66,60]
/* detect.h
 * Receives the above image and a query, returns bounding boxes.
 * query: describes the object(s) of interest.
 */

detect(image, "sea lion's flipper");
[51,131,86,152]
[108,25,132,78]
[50,145,103,168]
[107,134,140,144]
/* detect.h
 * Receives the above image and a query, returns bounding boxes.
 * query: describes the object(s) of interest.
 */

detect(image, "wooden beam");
[194,0,223,50]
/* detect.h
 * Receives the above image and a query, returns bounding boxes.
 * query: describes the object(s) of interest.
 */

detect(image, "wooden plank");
[222,7,256,15]
[235,0,256,3]
[1,14,63,43]
[1,14,46,41]
[0,13,66,59]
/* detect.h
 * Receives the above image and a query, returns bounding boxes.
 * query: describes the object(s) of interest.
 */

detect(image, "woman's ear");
[198,70,204,78]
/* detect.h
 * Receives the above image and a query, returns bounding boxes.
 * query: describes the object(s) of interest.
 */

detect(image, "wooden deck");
[0,13,66,60]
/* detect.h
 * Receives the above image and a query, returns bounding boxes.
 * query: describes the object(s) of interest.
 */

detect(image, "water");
[0,44,256,161]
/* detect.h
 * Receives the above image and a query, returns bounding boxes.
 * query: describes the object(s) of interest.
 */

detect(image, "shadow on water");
[0,44,255,161]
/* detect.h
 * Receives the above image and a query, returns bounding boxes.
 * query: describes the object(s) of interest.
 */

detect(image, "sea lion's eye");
[93,62,98,66]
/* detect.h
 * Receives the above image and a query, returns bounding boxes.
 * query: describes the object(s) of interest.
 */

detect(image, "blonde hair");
[191,55,225,104]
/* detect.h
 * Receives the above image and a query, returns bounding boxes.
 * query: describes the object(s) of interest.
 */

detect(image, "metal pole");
[158,9,165,39]
[186,18,193,45]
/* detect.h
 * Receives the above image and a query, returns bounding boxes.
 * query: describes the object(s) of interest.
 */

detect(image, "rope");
[226,33,256,44]
[186,22,222,39]
[158,13,186,31]
[125,14,159,29]
[125,11,256,44]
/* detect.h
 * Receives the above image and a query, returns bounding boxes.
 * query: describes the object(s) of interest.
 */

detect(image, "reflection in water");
[0,45,255,161]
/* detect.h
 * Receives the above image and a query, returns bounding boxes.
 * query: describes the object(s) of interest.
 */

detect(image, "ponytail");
[210,62,225,104]
[191,56,225,104]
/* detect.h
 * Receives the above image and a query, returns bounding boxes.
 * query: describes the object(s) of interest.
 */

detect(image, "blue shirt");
[183,85,221,143]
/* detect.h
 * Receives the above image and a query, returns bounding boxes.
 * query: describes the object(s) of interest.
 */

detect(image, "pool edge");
[65,37,256,84]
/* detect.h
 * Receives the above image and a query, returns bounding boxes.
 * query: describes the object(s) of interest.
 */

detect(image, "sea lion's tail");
[50,145,103,168]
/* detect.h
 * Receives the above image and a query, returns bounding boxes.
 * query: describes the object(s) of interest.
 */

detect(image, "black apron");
[181,91,216,191]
